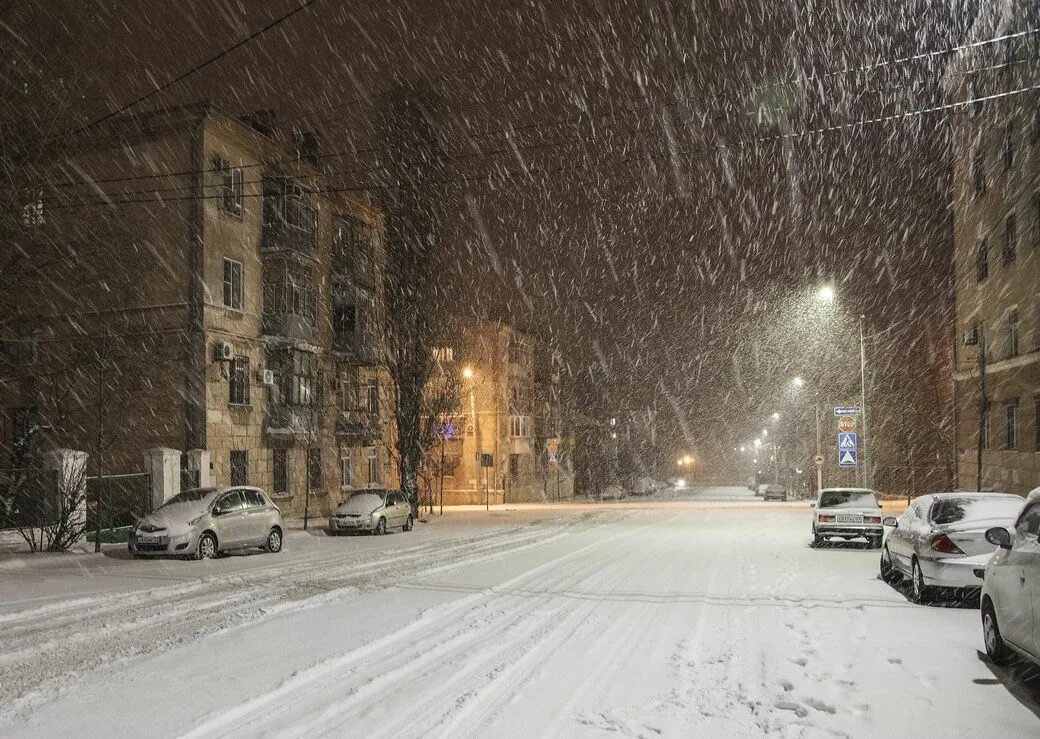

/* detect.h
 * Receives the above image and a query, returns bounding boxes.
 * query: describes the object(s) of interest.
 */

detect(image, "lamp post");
[793,376,822,495]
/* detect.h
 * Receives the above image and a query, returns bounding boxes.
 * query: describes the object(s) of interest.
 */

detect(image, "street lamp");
[817,285,836,303]
[792,376,804,388]
[793,376,823,496]
[462,366,474,379]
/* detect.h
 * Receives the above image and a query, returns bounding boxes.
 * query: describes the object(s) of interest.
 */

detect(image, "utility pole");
[976,327,987,491]
[815,394,823,494]
[859,315,871,489]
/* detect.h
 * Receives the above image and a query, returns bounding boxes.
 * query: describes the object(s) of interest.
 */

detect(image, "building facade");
[947,5,1040,495]
[0,103,394,518]
[427,320,574,506]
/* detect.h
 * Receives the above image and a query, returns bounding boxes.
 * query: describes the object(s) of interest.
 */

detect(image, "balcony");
[264,405,316,440]
[263,311,314,343]
[335,409,379,443]
[261,219,316,253]
[333,328,380,366]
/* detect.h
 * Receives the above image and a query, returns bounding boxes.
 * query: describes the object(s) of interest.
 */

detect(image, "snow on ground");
[1,487,1038,737]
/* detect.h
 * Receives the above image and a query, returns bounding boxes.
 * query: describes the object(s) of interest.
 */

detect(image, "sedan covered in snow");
[329,489,414,535]
[129,486,283,560]
[762,484,787,501]
[811,488,883,548]
[980,490,1040,667]
[880,492,1024,603]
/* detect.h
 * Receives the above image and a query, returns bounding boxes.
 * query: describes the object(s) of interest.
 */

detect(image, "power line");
[44,27,1038,194]
[66,0,325,138]
[44,82,1039,212]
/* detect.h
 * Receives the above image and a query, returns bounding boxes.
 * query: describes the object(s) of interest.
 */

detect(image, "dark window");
[223,259,243,310]
[217,490,246,512]
[509,453,520,476]
[307,447,323,492]
[339,371,358,410]
[972,146,987,199]
[230,450,248,486]
[273,449,289,496]
[365,380,379,413]
[1006,403,1019,450]
[1003,123,1015,171]
[333,303,357,334]
[270,349,318,406]
[1003,213,1017,265]
[975,238,988,282]
[262,178,316,250]
[229,356,250,405]
[217,160,243,215]
[263,262,314,321]
[243,489,265,507]
[1008,310,1019,358]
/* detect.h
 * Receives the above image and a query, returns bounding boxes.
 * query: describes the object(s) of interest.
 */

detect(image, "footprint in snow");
[774,700,808,718]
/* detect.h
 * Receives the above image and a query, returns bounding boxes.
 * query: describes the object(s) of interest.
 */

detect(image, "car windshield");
[162,488,218,507]
[929,496,1022,525]
[819,491,878,509]
[342,492,385,512]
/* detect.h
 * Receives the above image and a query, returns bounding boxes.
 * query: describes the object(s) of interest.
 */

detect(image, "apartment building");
[428,320,574,506]
[0,103,393,517]
[946,4,1040,495]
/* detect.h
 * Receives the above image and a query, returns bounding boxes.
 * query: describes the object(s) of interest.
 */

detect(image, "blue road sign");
[833,406,861,416]
[838,432,857,449]
[838,449,858,467]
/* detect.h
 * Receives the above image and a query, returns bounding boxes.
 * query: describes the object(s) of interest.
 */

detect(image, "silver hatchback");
[129,486,284,560]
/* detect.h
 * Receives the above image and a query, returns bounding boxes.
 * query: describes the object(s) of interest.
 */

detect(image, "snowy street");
[1,486,1037,737]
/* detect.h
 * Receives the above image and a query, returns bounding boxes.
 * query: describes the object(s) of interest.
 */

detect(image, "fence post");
[186,449,212,487]
[43,448,89,546]
[144,448,181,510]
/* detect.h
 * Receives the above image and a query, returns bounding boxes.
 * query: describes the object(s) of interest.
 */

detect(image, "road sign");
[838,449,858,467]
[838,432,857,449]
[834,406,861,416]
[838,416,857,433]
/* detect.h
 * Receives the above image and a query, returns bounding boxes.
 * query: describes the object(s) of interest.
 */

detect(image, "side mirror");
[882,517,898,527]
[985,527,1012,550]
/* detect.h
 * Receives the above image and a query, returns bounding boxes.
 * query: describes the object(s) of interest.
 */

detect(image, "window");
[365,447,380,485]
[217,490,245,512]
[307,447,323,492]
[981,405,991,450]
[972,145,987,199]
[338,371,358,410]
[1015,503,1040,539]
[230,450,249,486]
[263,262,314,321]
[509,415,531,437]
[263,178,316,249]
[217,159,243,215]
[433,347,454,363]
[279,350,317,406]
[333,215,376,282]
[365,379,379,413]
[243,489,266,507]
[1006,402,1019,450]
[229,356,250,405]
[509,453,520,476]
[1007,310,1019,358]
[340,454,354,490]
[1035,396,1040,452]
[975,238,988,282]
[1003,214,1017,265]
[1002,123,1015,171]
[272,449,289,497]
[223,259,243,310]
[21,194,44,226]
[333,303,357,336]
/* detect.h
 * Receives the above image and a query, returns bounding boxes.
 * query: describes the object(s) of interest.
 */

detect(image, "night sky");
[5,0,972,464]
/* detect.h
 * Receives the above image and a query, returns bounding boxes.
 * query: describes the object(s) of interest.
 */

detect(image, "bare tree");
[12,451,89,552]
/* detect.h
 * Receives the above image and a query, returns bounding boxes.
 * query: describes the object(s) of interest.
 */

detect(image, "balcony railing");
[333,329,380,365]
[264,405,316,439]
[261,218,316,253]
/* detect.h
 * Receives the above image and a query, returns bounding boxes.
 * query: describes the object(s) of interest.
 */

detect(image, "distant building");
[945,5,1040,494]
[0,103,393,518]
[426,320,573,506]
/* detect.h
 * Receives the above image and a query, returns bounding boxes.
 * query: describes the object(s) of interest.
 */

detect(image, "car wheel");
[880,546,900,583]
[265,527,283,553]
[911,558,931,604]
[195,532,217,560]
[375,517,386,535]
[982,600,1011,664]
[403,515,413,532]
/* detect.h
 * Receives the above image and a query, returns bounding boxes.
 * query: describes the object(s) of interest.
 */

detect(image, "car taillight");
[864,516,881,524]
[819,514,835,522]
[930,534,963,554]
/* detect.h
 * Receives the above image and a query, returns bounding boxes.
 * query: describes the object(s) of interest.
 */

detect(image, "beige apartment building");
[947,5,1040,495]
[427,320,574,506]
[0,102,393,518]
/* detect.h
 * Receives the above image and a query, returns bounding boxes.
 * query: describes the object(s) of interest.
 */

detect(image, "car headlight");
[188,516,203,527]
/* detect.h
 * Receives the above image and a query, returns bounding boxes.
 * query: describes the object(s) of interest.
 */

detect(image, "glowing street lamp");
[792,376,805,388]
[461,366,474,379]
[817,285,836,303]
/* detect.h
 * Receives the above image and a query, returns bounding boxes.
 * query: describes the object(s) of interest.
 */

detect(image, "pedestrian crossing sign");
[838,449,858,467]
[838,432,857,449]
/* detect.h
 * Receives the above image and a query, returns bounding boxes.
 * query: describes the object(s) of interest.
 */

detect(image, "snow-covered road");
[2,488,1038,737]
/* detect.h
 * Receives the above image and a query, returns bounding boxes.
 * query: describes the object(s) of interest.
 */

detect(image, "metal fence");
[0,467,59,531]
[86,472,151,533]
[180,467,200,491]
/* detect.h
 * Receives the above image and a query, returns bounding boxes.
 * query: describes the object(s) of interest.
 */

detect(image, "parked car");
[599,485,627,501]
[630,477,658,497]
[812,488,883,548]
[980,490,1040,666]
[762,484,788,502]
[129,486,283,560]
[329,489,414,535]
[880,492,1024,604]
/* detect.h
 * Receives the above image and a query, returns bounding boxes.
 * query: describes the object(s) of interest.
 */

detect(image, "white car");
[881,492,1023,604]
[811,488,883,548]
[980,490,1039,666]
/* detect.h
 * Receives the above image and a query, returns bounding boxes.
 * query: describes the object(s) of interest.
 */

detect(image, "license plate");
[137,535,160,544]
[836,514,863,524]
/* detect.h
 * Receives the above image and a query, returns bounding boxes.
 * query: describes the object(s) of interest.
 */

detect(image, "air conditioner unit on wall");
[259,369,275,386]
[215,341,235,361]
